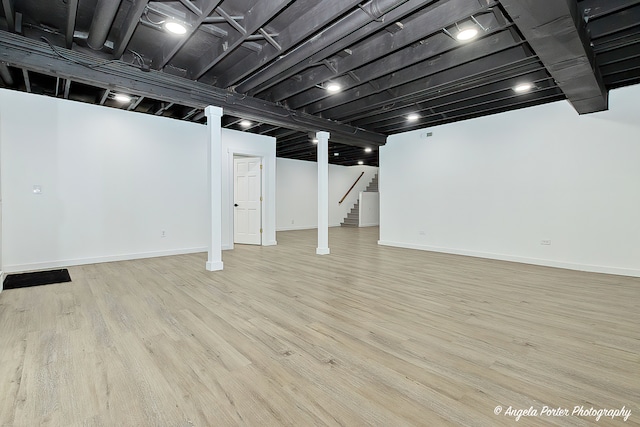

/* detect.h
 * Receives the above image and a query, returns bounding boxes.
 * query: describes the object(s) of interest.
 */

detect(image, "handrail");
[339,171,365,205]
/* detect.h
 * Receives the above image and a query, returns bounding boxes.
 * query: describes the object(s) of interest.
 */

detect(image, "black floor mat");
[3,269,72,290]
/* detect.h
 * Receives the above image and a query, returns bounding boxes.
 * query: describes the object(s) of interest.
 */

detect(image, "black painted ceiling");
[1,0,639,167]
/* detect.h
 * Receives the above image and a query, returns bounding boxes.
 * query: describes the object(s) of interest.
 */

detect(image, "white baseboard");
[2,247,208,274]
[0,271,3,293]
[263,240,277,246]
[377,240,640,278]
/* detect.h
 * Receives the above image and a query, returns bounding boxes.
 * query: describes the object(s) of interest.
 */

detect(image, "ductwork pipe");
[0,62,14,86]
[87,0,123,50]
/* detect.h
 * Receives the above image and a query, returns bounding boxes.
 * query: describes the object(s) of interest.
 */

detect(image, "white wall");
[359,192,379,227]
[0,89,276,273]
[0,89,209,272]
[276,157,378,230]
[379,84,640,277]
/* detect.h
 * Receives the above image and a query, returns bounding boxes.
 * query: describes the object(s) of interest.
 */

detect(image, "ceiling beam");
[151,0,223,69]
[499,0,608,114]
[216,0,364,88]
[112,0,150,58]
[0,31,385,147]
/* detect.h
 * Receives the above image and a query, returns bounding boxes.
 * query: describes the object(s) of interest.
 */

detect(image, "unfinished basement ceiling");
[1,0,639,166]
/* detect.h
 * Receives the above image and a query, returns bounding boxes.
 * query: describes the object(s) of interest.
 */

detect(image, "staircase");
[341,174,378,227]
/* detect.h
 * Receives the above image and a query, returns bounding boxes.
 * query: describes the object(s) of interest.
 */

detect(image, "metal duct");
[0,62,14,85]
[87,0,123,50]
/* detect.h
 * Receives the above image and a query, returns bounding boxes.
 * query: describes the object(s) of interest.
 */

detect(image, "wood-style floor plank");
[0,227,639,426]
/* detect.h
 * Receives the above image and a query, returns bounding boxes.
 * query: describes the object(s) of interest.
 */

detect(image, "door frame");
[221,129,277,251]
[233,155,262,245]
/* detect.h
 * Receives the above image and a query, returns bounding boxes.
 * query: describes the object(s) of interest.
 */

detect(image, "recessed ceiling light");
[239,120,252,127]
[164,21,187,35]
[358,161,364,165]
[326,82,341,93]
[364,147,372,153]
[113,94,132,103]
[311,138,318,144]
[456,27,478,41]
[407,113,420,121]
[334,152,339,156]
[513,83,533,93]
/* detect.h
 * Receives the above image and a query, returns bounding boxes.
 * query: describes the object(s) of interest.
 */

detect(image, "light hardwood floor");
[0,227,638,426]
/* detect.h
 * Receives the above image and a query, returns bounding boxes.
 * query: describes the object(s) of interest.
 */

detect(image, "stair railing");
[339,171,364,205]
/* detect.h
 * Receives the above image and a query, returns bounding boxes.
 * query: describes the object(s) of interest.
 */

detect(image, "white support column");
[205,106,224,271]
[316,131,330,255]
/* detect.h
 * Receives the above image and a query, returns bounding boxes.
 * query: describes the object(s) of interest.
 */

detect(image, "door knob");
[234,203,239,207]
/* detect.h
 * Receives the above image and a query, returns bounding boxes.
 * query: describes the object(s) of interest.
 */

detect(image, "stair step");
[341,222,358,227]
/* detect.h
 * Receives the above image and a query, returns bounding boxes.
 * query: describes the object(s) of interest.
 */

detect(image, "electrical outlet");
[161,230,166,238]
[541,239,551,245]
[419,231,426,236]
[291,219,294,224]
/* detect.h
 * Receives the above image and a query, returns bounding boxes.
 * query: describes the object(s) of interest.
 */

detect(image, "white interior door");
[234,156,262,245]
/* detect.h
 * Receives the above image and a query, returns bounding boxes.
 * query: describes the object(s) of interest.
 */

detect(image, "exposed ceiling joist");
[1,0,15,33]
[192,0,292,79]
[216,0,365,88]
[290,19,514,110]
[0,61,13,85]
[499,0,608,114]
[581,0,640,21]
[270,0,498,103]
[239,0,426,95]
[151,0,223,69]
[0,31,385,147]
[112,0,150,58]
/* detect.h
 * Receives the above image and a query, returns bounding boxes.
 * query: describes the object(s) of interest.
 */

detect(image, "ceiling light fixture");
[325,82,342,93]
[113,94,132,103]
[358,161,364,165]
[334,152,339,156]
[239,120,252,127]
[164,21,187,35]
[311,138,318,144]
[407,113,420,121]
[364,147,372,153]
[513,83,533,93]
[456,27,478,41]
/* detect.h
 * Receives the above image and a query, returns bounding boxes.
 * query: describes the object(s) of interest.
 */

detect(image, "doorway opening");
[233,156,262,245]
